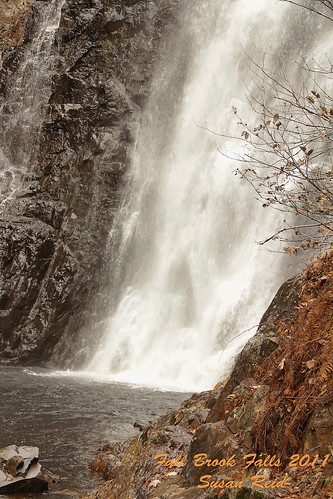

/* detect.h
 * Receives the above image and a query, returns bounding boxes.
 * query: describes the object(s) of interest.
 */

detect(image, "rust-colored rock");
[0,0,35,50]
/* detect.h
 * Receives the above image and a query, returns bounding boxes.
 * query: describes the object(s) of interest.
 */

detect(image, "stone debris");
[0,445,49,494]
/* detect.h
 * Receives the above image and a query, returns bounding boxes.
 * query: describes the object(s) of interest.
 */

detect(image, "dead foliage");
[253,250,333,458]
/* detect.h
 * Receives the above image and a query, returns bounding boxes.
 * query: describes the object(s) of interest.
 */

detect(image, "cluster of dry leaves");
[253,250,333,457]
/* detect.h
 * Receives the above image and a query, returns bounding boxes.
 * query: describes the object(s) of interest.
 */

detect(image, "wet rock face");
[0,0,180,363]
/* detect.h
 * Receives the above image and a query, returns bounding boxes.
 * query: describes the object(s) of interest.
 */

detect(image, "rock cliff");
[0,0,179,363]
[87,251,333,498]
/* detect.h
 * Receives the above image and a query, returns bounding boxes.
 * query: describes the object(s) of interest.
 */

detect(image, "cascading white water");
[87,0,332,391]
[0,0,65,210]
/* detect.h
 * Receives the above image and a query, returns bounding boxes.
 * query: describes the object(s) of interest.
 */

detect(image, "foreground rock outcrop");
[0,0,179,363]
[87,251,333,498]
[0,445,52,494]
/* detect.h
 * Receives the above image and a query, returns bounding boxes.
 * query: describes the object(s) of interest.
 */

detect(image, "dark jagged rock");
[0,0,180,364]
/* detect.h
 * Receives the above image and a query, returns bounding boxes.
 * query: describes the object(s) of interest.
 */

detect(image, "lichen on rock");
[0,0,35,50]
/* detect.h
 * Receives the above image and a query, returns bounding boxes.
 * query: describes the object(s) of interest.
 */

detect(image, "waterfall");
[87,0,331,391]
[0,0,65,210]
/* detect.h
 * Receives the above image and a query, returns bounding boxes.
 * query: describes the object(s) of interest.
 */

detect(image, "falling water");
[87,0,332,391]
[0,0,65,210]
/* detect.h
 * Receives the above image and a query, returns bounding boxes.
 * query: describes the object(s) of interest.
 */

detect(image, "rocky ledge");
[87,251,333,498]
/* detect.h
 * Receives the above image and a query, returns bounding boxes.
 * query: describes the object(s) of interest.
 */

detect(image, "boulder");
[0,445,49,494]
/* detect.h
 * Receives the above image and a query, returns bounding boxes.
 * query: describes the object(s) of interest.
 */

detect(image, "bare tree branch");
[279,0,333,22]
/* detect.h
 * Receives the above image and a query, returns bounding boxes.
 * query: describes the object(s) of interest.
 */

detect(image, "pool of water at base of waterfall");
[0,366,190,498]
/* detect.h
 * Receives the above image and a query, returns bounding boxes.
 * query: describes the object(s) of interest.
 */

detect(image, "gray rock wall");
[0,0,179,364]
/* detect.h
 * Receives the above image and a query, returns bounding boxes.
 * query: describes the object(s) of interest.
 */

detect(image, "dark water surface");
[0,366,189,498]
